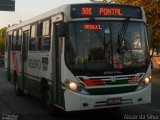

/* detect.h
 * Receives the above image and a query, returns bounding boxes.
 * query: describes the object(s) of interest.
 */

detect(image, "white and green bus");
[5,3,152,111]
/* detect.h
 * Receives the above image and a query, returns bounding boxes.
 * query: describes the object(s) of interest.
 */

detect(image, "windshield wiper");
[89,18,106,53]
[117,18,130,53]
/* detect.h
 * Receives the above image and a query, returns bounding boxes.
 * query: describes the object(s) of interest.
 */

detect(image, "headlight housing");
[136,75,151,90]
[65,80,89,95]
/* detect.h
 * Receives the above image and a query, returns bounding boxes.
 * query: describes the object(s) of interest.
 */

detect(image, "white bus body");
[5,3,151,111]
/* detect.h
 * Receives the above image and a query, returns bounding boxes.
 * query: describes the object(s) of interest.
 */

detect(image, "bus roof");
[7,3,144,32]
[7,4,67,31]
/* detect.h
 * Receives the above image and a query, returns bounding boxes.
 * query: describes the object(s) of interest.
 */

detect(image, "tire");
[14,73,23,96]
[41,79,63,114]
[41,83,61,114]
[45,89,64,115]
[45,89,52,107]
[41,79,52,105]
[41,80,47,103]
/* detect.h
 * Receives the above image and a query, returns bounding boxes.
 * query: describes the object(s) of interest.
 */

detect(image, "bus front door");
[6,34,11,82]
[52,22,62,106]
[21,30,29,90]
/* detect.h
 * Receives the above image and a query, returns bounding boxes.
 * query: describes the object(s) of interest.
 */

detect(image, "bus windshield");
[65,21,150,76]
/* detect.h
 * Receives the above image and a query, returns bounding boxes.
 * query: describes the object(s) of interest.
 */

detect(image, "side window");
[29,25,37,51]
[12,31,17,51]
[5,35,8,52]
[39,20,51,51]
[37,22,43,50]
[17,30,22,51]
[6,34,11,52]
[43,20,50,35]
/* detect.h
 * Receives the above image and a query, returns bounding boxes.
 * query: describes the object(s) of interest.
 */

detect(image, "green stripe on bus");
[107,80,128,85]
[24,76,41,98]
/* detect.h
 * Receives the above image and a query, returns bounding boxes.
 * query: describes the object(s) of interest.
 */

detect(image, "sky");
[0,0,90,28]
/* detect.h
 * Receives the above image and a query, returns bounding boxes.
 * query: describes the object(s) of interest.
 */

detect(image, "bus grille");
[77,73,144,95]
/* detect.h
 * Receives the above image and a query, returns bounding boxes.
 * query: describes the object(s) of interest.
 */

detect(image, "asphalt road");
[0,67,160,120]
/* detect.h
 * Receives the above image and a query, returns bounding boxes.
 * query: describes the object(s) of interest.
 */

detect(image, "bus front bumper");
[64,84,151,111]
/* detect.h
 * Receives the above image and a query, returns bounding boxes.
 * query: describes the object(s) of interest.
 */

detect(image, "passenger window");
[12,31,17,51]
[6,34,11,52]
[37,22,43,50]
[43,21,50,36]
[41,36,50,50]
[29,25,37,51]
[17,30,22,51]
[39,20,51,51]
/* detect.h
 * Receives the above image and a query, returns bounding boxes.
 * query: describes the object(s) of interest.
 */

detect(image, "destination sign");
[82,7,123,16]
[71,4,142,19]
[83,24,102,30]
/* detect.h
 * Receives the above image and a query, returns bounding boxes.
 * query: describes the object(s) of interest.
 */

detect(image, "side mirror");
[58,22,66,37]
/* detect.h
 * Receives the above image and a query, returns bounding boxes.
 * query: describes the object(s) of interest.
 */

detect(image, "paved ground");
[0,67,160,120]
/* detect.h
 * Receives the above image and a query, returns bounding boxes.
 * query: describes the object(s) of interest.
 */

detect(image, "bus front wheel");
[45,89,52,107]
[41,79,52,106]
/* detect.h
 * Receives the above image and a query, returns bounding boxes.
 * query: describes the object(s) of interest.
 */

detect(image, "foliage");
[115,0,160,55]
[0,28,6,55]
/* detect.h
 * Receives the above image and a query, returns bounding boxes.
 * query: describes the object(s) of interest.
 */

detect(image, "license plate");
[107,97,121,105]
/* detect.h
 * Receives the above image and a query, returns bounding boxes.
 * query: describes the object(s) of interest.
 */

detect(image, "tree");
[115,0,160,55]
[90,0,160,55]
[0,27,6,54]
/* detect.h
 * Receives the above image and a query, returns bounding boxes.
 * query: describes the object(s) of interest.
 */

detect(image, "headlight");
[144,77,150,85]
[65,80,89,95]
[136,76,151,90]
[69,82,77,91]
